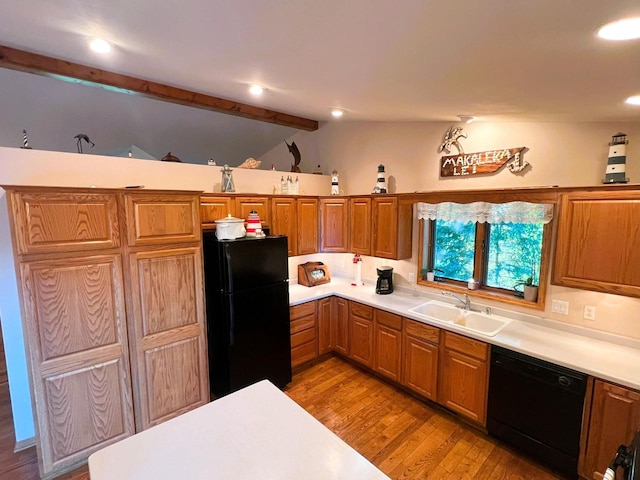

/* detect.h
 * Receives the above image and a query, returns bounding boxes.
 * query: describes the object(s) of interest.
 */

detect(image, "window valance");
[416,201,554,224]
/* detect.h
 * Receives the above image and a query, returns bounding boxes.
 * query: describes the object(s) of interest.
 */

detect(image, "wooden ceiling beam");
[0,45,319,131]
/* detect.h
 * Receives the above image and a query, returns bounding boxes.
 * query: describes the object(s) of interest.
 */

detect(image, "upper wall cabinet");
[200,195,234,229]
[271,197,298,256]
[552,191,640,298]
[234,197,271,227]
[350,197,371,256]
[320,197,349,253]
[372,196,413,260]
[297,198,319,255]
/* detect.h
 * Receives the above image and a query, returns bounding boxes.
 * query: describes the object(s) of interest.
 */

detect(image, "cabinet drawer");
[405,319,439,344]
[443,331,488,361]
[376,310,402,330]
[125,193,200,246]
[350,302,373,320]
[9,191,120,254]
[291,315,316,334]
[290,301,316,321]
[291,341,317,367]
[291,328,316,348]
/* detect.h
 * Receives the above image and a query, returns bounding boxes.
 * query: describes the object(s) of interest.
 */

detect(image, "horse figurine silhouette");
[439,126,467,155]
[286,140,301,173]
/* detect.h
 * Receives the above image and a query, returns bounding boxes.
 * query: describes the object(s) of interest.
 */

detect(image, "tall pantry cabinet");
[3,186,209,479]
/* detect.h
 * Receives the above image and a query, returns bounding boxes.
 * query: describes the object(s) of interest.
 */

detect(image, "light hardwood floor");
[284,356,564,480]
[0,355,562,479]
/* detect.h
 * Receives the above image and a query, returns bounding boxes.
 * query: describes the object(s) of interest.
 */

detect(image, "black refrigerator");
[203,233,292,398]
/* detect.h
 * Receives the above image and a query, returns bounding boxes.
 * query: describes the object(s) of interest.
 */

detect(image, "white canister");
[468,279,479,290]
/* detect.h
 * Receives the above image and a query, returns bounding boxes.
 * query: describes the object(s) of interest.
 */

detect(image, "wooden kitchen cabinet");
[3,186,210,478]
[374,310,403,382]
[317,297,332,355]
[331,297,349,356]
[348,301,374,368]
[552,190,640,298]
[319,197,349,252]
[439,331,489,425]
[579,380,640,480]
[4,188,134,477]
[403,319,440,401]
[297,198,319,255]
[271,197,297,256]
[125,246,209,430]
[200,195,233,229]
[371,196,413,259]
[350,197,371,255]
[234,196,271,227]
[290,301,318,368]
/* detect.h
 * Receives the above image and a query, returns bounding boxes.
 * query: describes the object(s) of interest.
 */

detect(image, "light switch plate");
[551,299,569,315]
[408,272,416,283]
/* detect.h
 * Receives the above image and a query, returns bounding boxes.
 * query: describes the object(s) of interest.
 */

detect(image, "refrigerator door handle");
[229,301,235,346]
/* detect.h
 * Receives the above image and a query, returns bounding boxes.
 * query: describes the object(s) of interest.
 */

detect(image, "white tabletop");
[89,380,389,480]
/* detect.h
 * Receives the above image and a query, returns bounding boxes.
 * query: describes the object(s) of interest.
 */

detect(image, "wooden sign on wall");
[440,147,527,177]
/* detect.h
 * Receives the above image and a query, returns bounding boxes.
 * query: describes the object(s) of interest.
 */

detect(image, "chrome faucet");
[442,291,472,310]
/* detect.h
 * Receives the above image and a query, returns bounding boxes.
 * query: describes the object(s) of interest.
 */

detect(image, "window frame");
[418,216,553,310]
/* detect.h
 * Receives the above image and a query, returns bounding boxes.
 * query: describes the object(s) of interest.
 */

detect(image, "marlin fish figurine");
[74,134,95,154]
[286,140,301,173]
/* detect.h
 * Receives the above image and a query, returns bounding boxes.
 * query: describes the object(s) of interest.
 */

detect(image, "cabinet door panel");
[318,297,332,355]
[332,297,349,355]
[439,349,488,425]
[349,302,373,368]
[582,380,640,479]
[553,191,640,297]
[200,196,233,228]
[372,197,398,258]
[403,335,438,401]
[350,198,371,255]
[20,255,134,476]
[320,198,349,252]
[125,194,200,246]
[271,198,297,256]
[128,247,209,430]
[375,324,402,382]
[144,337,203,423]
[297,198,319,255]
[234,197,271,226]
[10,191,120,254]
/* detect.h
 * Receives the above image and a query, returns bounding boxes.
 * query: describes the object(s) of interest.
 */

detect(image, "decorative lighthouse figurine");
[21,129,32,149]
[351,254,363,286]
[603,133,629,184]
[373,164,387,193]
[331,169,340,195]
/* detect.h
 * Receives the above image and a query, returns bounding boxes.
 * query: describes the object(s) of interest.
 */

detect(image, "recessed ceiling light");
[458,115,475,124]
[597,17,640,40]
[626,95,640,105]
[331,109,344,118]
[249,85,264,96]
[89,38,111,54]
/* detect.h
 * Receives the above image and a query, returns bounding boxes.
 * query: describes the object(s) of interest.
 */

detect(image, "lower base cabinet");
[439,331,489,426]
[331,297,349,355]
[290,301,318,368]
[348,302,374,368]
[373,310,402,382]
[579,379,640,479]
[402,319,439,401]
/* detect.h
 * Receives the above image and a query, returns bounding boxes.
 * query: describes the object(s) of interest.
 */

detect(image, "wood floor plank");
[286,356,564,480]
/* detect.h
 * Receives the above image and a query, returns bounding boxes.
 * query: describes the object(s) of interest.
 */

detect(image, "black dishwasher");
[487,346,587,479]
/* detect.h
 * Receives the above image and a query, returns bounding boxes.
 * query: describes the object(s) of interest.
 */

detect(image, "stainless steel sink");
[408,301,512,337]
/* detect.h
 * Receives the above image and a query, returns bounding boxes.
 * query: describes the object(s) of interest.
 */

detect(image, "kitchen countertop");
[290,278,640,391]
[89,380,389,480]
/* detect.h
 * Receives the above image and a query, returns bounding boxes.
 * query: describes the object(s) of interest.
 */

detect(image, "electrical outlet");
[551,299,569,315]
[583,305,596,320]
[408,272,416,283]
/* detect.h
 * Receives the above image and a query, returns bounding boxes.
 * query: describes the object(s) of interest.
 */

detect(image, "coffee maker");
[376,266,394,295]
